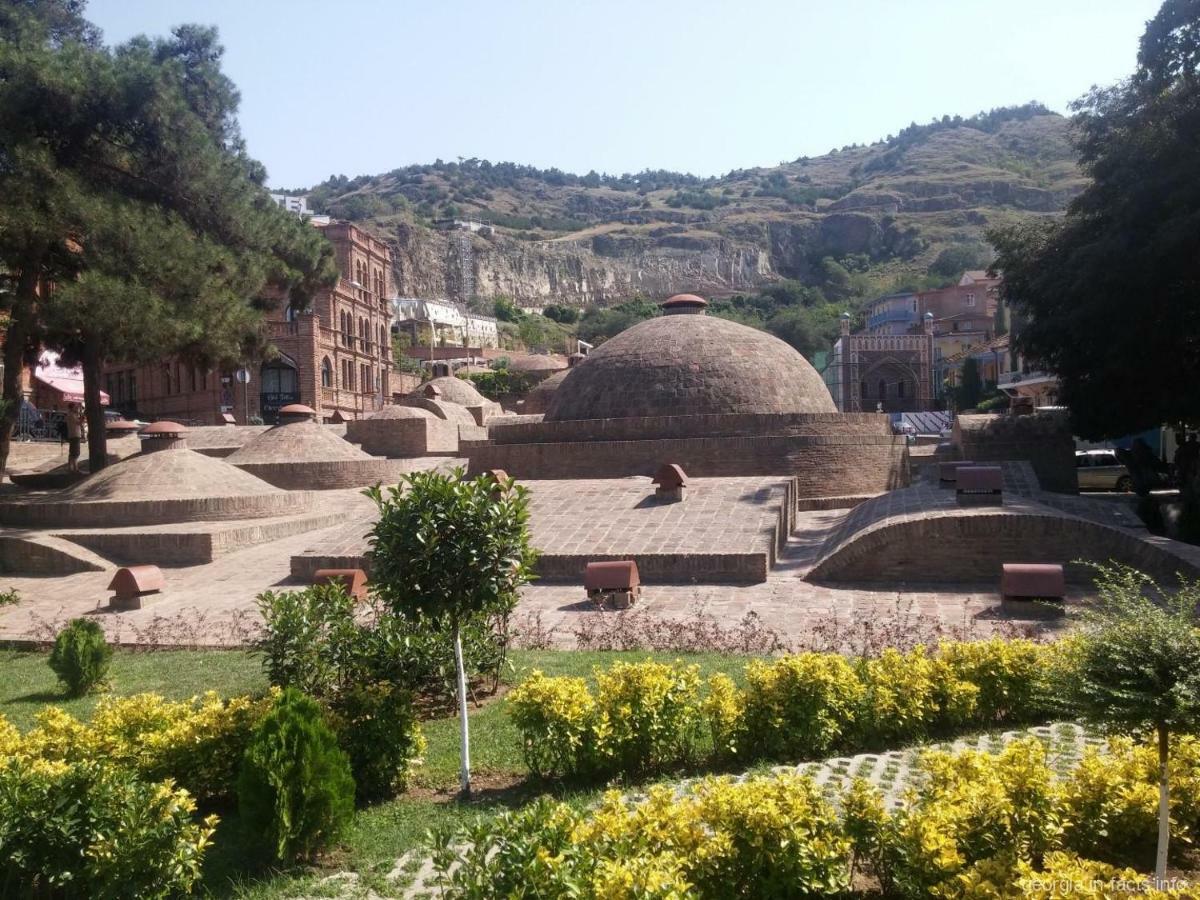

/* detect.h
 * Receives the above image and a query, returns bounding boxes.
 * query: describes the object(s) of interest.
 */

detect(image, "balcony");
[867,308,917,331]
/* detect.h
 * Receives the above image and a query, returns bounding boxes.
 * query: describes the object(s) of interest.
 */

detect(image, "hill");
[296,103,1084,309]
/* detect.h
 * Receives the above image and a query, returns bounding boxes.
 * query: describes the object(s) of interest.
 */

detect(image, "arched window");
[284,305,298,323]
[898,380,906,399]
[321,357,333,388]
[878,379,887,399]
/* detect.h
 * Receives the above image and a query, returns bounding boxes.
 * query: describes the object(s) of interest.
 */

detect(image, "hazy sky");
[86,0,1162,189]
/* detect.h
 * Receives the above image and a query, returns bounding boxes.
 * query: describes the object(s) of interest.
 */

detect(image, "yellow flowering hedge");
[508,640,1055,778]
[846,737,1200,899]
[4,690,277,802]
[0,757,216,898]
[436,733,1200,898]
[435,773,851,899]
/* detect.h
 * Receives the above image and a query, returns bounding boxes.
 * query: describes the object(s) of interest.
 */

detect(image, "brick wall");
[345,417,459,457]
[954,412,1077,493]
[0,492,312,528]
[488,412,892,445]
[465,434,909,497]
[808,511,1200,583]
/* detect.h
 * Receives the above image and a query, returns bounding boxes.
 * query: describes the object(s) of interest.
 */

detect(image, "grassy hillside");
[291,104,1083,311]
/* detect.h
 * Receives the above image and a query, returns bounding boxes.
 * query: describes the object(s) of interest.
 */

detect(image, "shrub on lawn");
[255,584,428,798]
[238,687,355,863]
[852,646,978,747]
[507,670,595,778]
[592,660,704,775]
[435,773,851,899]
[11,691,275,803]
[0,757,215,899]
[327,682,425,800]
[741,652,864,760]
[937,637,1051,725]
[48,617,111,697]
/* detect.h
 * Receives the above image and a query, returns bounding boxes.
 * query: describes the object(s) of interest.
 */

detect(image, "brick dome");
[410,376,489,407]
[544,313,836,421]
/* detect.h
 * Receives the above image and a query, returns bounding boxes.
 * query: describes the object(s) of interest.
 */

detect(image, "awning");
[35,374,110,405]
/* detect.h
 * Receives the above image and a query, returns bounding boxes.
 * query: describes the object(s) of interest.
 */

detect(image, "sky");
[86,0,1163,190]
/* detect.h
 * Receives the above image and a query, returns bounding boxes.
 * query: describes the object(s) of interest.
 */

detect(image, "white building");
[391,298,499,349]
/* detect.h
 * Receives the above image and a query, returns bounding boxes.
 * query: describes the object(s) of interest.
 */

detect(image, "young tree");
[365,470,536,795]
[1054,563,1200,885]
[0,3,335,474]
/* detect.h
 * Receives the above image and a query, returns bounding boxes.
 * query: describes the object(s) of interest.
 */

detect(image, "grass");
[0,646,759,898]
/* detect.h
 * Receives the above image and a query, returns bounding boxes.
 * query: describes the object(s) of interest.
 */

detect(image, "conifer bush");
[48,617,111,697]
[237,688,355,863]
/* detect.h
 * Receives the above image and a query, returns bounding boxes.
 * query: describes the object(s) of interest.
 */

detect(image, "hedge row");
[508,639,1052,778]
[434,736,1198,898]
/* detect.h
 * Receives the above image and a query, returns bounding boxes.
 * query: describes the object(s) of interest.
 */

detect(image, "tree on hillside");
[0,2,335,475]
[1053,563,1200,887]
[366,471,536,796]
[766,304,842,363]
[989,0,1200,443]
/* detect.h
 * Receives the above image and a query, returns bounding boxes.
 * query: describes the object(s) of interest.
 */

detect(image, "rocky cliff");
[307,106,1085,306]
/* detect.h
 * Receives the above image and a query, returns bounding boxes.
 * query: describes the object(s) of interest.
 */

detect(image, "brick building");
[104,221,394,425]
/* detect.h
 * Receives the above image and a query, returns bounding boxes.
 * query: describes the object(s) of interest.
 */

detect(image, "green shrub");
[741,653,864,760]
[436,773,851,898]
[853,647,978,747]
[506,670,596,778]
[847,738,1066,898]
[592,660,704,775]
[0,758,215,899]
[12,691,275,803]
[48,618,112,697]
[238,688,355,862]
[938,638,1050,724]
[328,682,425,800]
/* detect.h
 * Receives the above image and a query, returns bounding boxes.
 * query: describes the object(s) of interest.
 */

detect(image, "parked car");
[1075,449,1133,492]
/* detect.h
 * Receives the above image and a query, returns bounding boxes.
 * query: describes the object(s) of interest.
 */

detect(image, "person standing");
[66,403,86,473]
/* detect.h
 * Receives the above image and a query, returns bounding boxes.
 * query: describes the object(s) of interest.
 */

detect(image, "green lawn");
[0,646,759,898]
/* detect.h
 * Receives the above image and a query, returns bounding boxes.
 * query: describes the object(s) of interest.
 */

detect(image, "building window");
[965,293,976,307]
[860,380,868,398]
[898,380,906,399]
[129,372,136,402]
[285,305,298,323]
[321,357,333,388]
[878,379,887,399]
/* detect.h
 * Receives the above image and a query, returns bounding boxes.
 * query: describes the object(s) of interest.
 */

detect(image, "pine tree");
[0,2,336,474]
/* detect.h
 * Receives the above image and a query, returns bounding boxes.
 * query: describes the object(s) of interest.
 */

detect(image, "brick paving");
[291,477,798,583]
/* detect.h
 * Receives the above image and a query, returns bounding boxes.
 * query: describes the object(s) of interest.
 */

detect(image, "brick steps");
[795,494,878,511]
[57,509,346,568]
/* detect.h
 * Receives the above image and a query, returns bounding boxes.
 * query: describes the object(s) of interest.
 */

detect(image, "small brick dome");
[370,405,438,421]
[544,312,836,422]
[410,376,488,407]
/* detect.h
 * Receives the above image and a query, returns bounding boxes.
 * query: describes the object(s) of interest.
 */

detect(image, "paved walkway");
[0,503,1080,648]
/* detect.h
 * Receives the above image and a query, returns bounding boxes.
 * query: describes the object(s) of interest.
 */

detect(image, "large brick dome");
[545,310,836,421]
